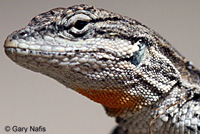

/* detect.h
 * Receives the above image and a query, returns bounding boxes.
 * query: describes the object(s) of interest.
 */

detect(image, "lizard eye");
[65,14,92,37]
[74,20,88,30]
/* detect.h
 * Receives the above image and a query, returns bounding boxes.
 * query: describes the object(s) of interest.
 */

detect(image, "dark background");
[0,1,199,134]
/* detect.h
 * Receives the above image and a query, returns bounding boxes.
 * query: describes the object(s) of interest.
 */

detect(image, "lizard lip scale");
[4,4,200,134]
[4,39,19,61]
[4,38,17,48]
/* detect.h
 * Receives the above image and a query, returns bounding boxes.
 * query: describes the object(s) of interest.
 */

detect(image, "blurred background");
[0,0,199,134]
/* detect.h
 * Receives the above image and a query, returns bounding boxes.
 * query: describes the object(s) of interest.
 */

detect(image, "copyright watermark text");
[4,126,46,133]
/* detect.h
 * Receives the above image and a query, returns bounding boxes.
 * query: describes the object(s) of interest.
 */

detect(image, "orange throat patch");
[77,88,147,116]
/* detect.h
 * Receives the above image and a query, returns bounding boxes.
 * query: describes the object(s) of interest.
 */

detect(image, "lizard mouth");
[4,38,120,75]
[4,38,69,61]
[5,38,116,57]
[4,37,128,68]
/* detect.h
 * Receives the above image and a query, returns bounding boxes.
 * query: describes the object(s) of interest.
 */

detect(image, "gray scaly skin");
[4,4,200,134]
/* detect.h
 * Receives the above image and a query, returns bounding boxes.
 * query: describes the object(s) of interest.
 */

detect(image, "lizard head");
[4,4,181,117]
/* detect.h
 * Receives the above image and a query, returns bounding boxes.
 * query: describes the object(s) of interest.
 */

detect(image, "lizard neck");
[108,39,200,134]
[157,40,200,87]
[109,85,188,134]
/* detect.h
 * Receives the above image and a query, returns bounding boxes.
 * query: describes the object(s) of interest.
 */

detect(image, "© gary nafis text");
[12,126,46,133]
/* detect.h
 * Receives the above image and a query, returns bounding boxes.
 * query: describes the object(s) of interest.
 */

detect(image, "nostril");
[19,31,28,37]
[12,34,18,40]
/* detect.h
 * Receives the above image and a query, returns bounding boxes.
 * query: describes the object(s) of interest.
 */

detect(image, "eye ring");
[61,13,92,38]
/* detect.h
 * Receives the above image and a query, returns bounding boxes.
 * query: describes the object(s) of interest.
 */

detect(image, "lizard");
[4,4,200,134]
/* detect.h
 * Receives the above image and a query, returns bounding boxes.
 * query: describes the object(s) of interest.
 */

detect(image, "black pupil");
[74,20,88,30]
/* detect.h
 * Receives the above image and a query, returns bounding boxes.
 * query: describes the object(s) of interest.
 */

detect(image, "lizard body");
[4,4,200,134]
